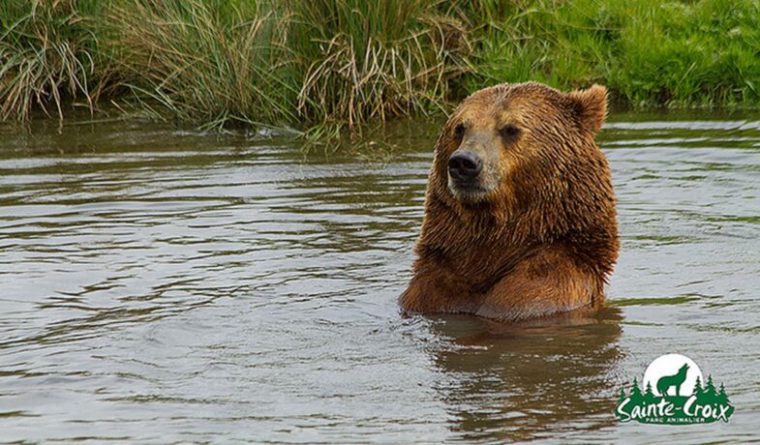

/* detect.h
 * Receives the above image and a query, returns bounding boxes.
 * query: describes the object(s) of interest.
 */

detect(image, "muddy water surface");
[1,113,759,443]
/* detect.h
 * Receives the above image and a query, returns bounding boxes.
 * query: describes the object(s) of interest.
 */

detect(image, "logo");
[615,354,734,424]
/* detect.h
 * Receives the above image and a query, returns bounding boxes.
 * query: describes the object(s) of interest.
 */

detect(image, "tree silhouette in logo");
[692,376,703,397]
[717,382,729,405]
[618,387,627,404]
[704,375,717,398]
[630,377,642,401]
[621,377,644,408]
[643,380,656,404]
[696,375,722,406]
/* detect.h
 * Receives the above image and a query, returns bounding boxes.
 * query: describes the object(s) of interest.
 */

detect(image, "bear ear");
[568,84,608,134]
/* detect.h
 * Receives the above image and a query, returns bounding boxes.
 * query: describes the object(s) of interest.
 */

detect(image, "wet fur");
[400,82,619,322]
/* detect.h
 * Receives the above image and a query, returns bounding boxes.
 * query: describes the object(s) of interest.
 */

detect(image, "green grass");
[462,0,760,108]
[1,0,759,129]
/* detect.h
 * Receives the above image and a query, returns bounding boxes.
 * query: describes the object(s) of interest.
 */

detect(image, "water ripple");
[1,116,759,443]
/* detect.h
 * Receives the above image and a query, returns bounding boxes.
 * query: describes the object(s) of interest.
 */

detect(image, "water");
[1,113,759,444]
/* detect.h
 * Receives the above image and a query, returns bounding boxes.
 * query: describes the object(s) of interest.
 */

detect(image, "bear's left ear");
[568,84,607,134]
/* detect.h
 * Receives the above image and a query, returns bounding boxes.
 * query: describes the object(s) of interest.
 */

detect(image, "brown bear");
[399,82,619,321]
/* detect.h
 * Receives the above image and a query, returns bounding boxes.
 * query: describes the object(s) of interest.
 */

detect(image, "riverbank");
[2,0,758,130]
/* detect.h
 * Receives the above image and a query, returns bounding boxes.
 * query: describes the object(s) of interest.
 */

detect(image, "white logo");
[616,353,734,424]
[643,353,703,397]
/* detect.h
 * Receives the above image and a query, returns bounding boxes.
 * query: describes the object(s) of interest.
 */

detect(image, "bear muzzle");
[447,150,493,203]
[448,150,483,181]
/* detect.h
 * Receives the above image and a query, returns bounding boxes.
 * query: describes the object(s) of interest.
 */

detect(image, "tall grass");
[106,0,298,130]
[1,0,758,129]
[288,0,470,126]
[0,0,110,121]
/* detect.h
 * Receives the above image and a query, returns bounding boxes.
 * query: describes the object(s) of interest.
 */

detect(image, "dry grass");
[289,0,471,127]
[105,0,298,130]
[0,0,109,121]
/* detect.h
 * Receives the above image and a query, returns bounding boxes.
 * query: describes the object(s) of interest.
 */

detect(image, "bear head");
[423,82,617,268]
[436,82,608,209]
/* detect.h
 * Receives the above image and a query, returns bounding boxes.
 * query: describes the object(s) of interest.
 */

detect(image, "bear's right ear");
[568,84,607,134]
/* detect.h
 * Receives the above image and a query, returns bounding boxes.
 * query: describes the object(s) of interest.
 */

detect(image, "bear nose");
[448,151,483,180]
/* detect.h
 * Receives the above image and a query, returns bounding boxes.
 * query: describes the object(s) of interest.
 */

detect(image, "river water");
[1,113,758,443]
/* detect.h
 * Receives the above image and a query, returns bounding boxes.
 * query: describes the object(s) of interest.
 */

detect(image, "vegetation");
[464,0,760,108]
[287,0,469,126]
[0,0,110,120]
[106,0,297,130]
[1,0,758,129]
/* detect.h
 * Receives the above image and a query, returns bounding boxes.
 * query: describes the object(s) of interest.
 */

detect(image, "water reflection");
[429,304,623,441]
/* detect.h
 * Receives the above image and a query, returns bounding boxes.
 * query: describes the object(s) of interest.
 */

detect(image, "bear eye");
[454,123,466,139]
[499,124,520,140]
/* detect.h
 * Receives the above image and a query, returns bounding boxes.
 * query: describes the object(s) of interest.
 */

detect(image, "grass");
[105,0,298,130]
[287,0,470,126]
[462,0,760,108]
[0,0,110,121]
[1,0,759,129]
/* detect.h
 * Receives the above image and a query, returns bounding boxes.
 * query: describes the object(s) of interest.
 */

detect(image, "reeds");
[288,0,470,126]
[0,0,108,121]
[1,0,758,129]
[107,0,298,130]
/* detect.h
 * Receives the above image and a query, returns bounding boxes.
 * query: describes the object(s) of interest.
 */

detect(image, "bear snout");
[448,151,483,181]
